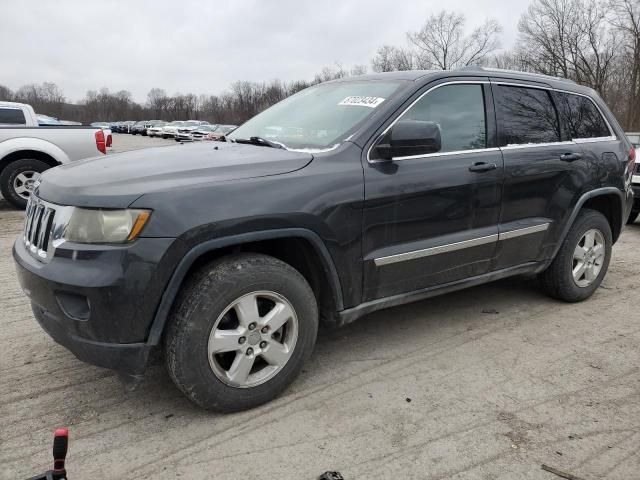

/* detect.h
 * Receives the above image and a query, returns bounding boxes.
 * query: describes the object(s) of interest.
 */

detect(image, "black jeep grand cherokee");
[14,68,635,412]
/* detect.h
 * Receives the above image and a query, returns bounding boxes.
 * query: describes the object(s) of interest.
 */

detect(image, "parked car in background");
[175,121,212,142]
[130,121,148,135]
[627,133,640,224]
[119,121,135,133]
[161,120,186,138]
[0,101,106,208]
[206,124,237,140]
[13,69,634,411]
[147,121,167,137]
[186,124,218,141]
[37,114,62,125]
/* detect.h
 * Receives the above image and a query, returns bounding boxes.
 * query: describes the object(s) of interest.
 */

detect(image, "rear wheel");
[0,159,50,209]
[539,209,612,302]
[165,253,318,412]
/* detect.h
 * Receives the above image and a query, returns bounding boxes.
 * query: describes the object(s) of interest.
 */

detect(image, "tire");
[165,253,318,412]
[627,210,639,225]
[539,209,612,302]
[162,134,168,139]
[0,159,50,209]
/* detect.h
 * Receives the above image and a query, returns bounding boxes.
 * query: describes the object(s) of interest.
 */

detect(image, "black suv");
[13,68,635,412]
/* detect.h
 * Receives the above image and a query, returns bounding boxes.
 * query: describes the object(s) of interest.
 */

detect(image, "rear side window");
[401,84,487,153]
[497,86,560,145]
[0,108,26,125]
[555,92,611,139]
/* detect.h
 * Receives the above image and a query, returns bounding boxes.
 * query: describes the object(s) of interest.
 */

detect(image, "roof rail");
[456,65,577,84]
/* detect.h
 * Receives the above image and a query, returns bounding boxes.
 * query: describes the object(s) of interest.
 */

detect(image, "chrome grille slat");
[37,208,52,254]
[29,205,43,246]
[22,196,56,260]
[24,200,35,244]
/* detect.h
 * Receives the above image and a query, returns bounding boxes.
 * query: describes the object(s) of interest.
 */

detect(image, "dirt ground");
[1,134,639,479]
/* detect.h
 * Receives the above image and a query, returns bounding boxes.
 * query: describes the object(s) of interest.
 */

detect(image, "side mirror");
[371,120,442,161]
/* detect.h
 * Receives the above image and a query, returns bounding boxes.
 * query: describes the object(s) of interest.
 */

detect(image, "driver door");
[361,80,503,302]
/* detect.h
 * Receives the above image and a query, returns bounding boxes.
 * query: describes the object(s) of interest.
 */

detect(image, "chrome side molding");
[374,223,550,266]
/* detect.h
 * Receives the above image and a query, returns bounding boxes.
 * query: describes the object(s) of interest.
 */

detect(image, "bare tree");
[350,64,368,76]
[0,85,13,101]
[610,0,640,129]
[408,11,502,69]
[517,0,616,92]
[371,45,414,72]
[146,88,168,119]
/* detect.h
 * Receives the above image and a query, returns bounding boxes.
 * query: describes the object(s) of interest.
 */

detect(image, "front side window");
[497,86,560,145]
[555,92,611,139]
[400,84,487,153]
[0,108,27,125]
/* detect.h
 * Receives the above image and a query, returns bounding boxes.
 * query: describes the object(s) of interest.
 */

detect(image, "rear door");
[362,79,503,302]
[492,80,586,270]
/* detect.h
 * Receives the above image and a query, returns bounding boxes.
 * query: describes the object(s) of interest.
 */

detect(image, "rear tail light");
[106,134,112,147]
[95,129,106,154]
[628,147,636,175]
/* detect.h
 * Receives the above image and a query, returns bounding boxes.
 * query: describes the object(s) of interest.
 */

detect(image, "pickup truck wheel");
[0,159,50,209]
[539,209,612,302]
[627,210,639,225]
[164,253,318,412]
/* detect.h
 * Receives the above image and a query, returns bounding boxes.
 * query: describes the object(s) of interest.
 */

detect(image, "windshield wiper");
[233,136,286,149]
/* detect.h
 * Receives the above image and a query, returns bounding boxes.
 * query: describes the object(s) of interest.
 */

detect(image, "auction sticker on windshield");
[338,96,385,108]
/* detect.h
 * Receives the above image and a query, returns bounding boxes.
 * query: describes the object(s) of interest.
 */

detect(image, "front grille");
[23,197,56,260]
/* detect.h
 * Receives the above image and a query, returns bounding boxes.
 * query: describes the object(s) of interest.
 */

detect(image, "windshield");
[185,121,200,127]
[227,81,403,150]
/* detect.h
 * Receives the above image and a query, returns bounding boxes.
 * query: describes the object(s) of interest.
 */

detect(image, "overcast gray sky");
[0,0,532,103]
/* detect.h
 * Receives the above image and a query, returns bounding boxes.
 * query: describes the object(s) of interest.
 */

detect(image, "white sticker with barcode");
[338,96,385,108]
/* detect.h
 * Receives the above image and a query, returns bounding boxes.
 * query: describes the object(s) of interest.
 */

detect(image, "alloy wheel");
[207,291,298,388]
[13,170,40,200]
[572,228,605,287]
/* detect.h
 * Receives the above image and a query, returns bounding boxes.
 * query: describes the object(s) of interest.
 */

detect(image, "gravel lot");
[2,134,639,479]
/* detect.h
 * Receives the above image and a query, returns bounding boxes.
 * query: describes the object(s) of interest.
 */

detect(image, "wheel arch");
[0,149,61,178]
[146,228,344,346]
[552,187,625,260]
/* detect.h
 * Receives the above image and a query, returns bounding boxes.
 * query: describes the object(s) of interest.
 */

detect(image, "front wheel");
[627,210,639,225]
[165,253,318,412]
[0,159,50,209]
[539,209,612,302]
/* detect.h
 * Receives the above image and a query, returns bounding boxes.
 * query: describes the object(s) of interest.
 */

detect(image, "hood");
[36,142,313,208]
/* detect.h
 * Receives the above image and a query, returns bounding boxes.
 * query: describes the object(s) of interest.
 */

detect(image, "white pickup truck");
[0,101,107,208]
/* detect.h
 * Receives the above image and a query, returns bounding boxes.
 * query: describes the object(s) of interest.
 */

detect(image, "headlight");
[63,208,151,243]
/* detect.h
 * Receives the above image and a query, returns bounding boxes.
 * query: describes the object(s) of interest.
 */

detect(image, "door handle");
[468,162,498,172]
[560,152,583,162]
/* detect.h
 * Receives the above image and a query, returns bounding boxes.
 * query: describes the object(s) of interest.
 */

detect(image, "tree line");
[1,0,638,130]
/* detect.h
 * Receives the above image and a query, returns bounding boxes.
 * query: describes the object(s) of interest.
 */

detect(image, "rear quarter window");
[496,86,560,145]
[0,108,26,125]
[555,92,611,139]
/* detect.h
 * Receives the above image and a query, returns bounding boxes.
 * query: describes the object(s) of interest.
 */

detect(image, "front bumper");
[13,236,180,374]
[31,304,151,374]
